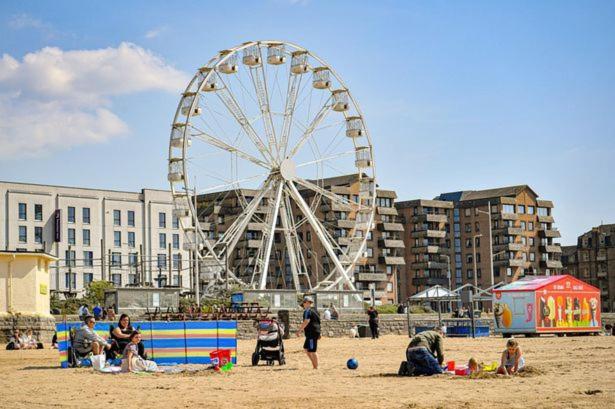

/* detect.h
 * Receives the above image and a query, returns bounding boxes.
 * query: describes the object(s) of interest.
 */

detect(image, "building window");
[477,268,482,278]
[68,206,75,223]
[114,231,121,247]
[173,234,180,249]
[173,274,181,286]
[529,252,535,262]
[173,253,181,269]
[157,254,167,269]
[111,252,122,267]
[217,215,224,224]
[527,206,535,215]
[127,210,135,227]
[65,250,76,267]
[129,252,138,267]
[65,273,77,289]
[18,226,27,243]
[518,205,525,214]
[366,247,373,257]
[537,207,549,216]
[84,251,93,267]
[464,208,471,217]
[127,231,135,248]
[35,227,43,244]
[467,269,474,279]
[111,274,122,287]
[386,282,393,292]
[465,223,471,233]
[159,212,166,228]
[113,210,121,226]
[83,207,91,224]
[506,267,513,276]
[172,215,179,229]
[83,229,91,246]
[520,221,526,230]
[35,204,43,221]
[503,204,515,214]
[18,203,27,220]
[475,222,480,232]
[466,254,473,264]
[529,237,535,246]
[159,233,166,249]
[68,228,76,245]
[83,273,94,286]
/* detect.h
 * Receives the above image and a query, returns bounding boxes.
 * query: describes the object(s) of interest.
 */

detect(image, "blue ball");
[347,358,358,370]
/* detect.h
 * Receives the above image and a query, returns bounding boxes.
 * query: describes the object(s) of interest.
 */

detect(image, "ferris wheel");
[168,40,376,295]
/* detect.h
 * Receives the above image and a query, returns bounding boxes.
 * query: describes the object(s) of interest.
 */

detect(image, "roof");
[436,185,538,202]
[561,245,577,257]
[0,251,58,261]
[494,275,598,292]
[409,285,456,300]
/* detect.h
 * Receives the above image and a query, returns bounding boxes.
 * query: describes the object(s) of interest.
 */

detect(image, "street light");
[476,201,494,288]
[441,254,452,312]
[472,233,483,311]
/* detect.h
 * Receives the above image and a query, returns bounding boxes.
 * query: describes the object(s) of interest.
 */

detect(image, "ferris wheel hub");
[279,158,297,181]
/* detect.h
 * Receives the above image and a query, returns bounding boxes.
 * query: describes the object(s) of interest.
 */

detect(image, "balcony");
[411,245,441,254]
[597,271,608,278]
[539,229,561,238]
[377,206,398,216]
[412,276,448,287]
[540,245,562,253]
[540,260,563,269]
[493,226,524,235]
[247,222,266,231]
[493,212,519,221]
[493,259,530,268]
[537,215,555,223]
[362,290,387,299]
[336,219,355,229]
[411,213,447,223]
[411,261,448,270]
[379,256,406,265]
[378,239,405,249]
[356,272,388,282]
[378,222,404,232]
[493,242,527,252]
[411,229,447,239]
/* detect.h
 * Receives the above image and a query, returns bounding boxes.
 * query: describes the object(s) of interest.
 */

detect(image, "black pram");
[252,319,285,366]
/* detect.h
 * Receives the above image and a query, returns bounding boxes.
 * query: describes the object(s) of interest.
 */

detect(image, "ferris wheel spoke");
[295,149,355,168]
[215,73,276,165]
[189,124,270,169]
[293,177,366,212]
[256,180,284,289]
[248,48,278,161]
[196,172,269,195]
[286,180,357,292]
[287,99,332,159]
[279,71,302,158]
[279,193,302,290]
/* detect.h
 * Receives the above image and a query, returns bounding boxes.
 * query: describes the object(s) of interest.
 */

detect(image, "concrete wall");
[0,314,56,343]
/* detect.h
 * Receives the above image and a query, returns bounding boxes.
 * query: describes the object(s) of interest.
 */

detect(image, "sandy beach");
[1,335,614,409]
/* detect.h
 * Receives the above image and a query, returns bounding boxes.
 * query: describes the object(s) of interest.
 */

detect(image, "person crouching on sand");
[497,339,525,375]
[405,327,445,376]
[295,296,321,369]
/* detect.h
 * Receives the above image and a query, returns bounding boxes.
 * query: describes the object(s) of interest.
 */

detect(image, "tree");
[85,280,114,306]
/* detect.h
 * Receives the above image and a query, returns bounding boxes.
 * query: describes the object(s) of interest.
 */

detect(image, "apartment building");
[396,199,453,301]
[196,174,404,304]
[561,224,615,312]
[436,185,562,291]
[0,181,190,295]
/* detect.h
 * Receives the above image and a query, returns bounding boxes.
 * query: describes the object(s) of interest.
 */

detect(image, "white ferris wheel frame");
[168,40,377,295]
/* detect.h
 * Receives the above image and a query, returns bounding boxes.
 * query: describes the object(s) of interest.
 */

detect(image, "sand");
[1,335,614,408]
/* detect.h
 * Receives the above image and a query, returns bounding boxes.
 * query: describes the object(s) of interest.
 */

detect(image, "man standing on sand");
[367,306,379,339]
[405,327,445,376]
[295,296,321,369]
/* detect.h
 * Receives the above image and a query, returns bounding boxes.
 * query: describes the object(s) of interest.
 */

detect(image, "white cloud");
[144,26,167,39]
[8,13,47,30]
[0,42,188,157]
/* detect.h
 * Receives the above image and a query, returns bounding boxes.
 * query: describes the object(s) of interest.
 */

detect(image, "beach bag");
[91,353,106,371]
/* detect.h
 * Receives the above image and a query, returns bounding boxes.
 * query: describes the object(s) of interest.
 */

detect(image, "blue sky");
[0,0,613,244]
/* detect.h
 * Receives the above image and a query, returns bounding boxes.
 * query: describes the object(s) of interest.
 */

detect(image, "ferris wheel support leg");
[287,181,360,301]
[279,197,301,291]
[259,181,284,290]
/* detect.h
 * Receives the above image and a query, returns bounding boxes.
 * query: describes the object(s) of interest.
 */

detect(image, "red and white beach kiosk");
[493,275,601,337]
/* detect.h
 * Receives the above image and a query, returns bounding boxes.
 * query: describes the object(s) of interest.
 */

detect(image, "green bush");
[374,304,400,314]
[85,281,114,306]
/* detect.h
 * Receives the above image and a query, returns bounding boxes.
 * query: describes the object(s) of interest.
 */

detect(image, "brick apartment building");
[561,224,615,312]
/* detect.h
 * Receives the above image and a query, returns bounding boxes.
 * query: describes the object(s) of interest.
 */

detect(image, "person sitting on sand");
[23,329,43,349]
[405,327,445,376]
[111,314,146,358]
[6,329,26,350]
[121,331,158,373]
[467,357,480,375]
[74,316,112,356]
[497,339,525,375]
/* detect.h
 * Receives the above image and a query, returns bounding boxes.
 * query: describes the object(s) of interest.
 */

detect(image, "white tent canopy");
[409,285,456,300]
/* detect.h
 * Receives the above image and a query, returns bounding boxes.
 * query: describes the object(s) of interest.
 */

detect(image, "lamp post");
[441,254,452,312]
[476,201,494,288]
[472,233,483,311]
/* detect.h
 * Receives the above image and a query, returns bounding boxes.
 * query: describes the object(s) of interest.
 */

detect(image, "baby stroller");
[252,318,285,366]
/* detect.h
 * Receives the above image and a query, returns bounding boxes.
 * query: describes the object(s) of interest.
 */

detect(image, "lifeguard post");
[0,251,57,342]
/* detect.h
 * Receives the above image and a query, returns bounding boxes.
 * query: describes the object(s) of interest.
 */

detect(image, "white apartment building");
[0,181,191,295]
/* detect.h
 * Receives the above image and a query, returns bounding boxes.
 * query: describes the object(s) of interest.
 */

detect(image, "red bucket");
[210,349,231,367]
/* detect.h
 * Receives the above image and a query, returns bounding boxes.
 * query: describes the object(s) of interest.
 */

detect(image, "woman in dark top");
[111,314,146,358]
[367,306,379,339]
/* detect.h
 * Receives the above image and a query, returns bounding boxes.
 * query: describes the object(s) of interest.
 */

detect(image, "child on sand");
[467,357,480,375]
[497,339,525,375]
